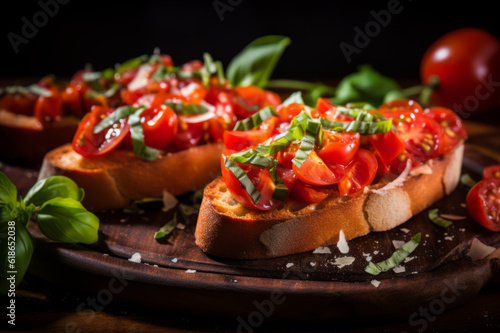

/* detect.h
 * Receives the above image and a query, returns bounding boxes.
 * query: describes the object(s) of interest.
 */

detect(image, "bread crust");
[39,142,225,212]
[0,110,79,164]
[195,142,464,259]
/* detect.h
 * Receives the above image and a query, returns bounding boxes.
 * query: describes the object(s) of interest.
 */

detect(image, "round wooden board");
[3,146,500,323]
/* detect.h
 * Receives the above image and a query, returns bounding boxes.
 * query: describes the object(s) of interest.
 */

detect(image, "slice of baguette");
[39,142,224,212]
[0,110,79,164]
[195,142,464,259]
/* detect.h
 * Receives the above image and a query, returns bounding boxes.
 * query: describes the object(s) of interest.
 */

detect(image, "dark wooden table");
[2,106,500,332]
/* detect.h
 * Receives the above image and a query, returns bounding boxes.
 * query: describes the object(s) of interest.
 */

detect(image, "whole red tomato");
[420,28,500,115]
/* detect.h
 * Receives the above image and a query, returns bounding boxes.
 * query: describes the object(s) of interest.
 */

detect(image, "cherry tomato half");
[0,92,37,116]
[421,28,500,113]
[368,130,405,167]
[383,111,444,161]
[292,150,344,186]
[483,165,500,181]
[466,179,500,231]
[223,116,279,151]
[34,86,63,125]
[422,107,467,155]
[378,99,423,115]
[277,102,305,122]
[291,180,329,204]
[73,106,130,157]
[317,130,360,166]
[338,149,378,196]
[140,104,178,150]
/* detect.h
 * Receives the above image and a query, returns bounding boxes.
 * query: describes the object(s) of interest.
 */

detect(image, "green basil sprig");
[0,172,99,295]
[365,233,421,275]
[227,35,291,88]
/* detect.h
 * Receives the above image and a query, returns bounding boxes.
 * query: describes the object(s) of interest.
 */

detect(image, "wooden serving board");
[2,146,500,323]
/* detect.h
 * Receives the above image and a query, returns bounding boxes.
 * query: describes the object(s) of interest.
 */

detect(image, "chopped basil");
[154,212,178,240]
[151,63,169,81]
[129,111,161,161]
[93,105,143,134]
[292,119,321,169]
[460,174,477,188]
[115,55,148,75]
[223,156,262,204]
[1,84,52,97]
[365,233,421,275]
[233,106,278,131]
[281,91,305,106]
[163,101,209,115]
[428,208,453,228]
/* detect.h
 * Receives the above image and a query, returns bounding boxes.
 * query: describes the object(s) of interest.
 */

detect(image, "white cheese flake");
[392,240,406,250]
[176,223,186,230]
[440,214,467,220]
[128,252,141,263]
[467,238,496,261]
[171,258,178,263]
[393,265,406,273]
[371,279,381,288]
[313,246,332,254]
[332,256,355,268]
[310,262,316,267]
[286,263,294,268]
[337,230,349,254]
[404,256,415,263]
[185,269,196,273]
[162,190,179,212]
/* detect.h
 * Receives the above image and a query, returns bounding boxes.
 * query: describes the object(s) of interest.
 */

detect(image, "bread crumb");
[286,263,294,268]
[371,280,381,288]
[128,252,141,263]
[185,269,196,273]
[171,258,178,263]
[176,223,186,230]
[313,247,332,254]
[444,236,453,241]
[393,265,406,273]
[373,250,379,255]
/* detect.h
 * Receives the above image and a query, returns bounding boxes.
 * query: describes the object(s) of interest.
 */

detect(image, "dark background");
[1,0,500,82]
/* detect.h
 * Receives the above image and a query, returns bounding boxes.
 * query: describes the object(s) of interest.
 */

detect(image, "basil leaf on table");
[35,198,99,244]
[0,171,17,206]
[226,35,291,88]
[154,212,178,240]
[0,221,34,295]
[24,176,84,207]
[331,65,401,107]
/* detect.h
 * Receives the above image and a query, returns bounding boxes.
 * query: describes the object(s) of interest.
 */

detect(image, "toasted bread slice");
[0,110,79,164]
[39,142,224,211]
[195,142,464,259]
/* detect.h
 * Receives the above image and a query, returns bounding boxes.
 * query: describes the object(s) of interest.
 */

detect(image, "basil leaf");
[0,172,17,207]
[35,198,99,244]
[365,233,421,275]
[331,65,401,107]
[223,156,262,204]
[86,83,120,99]
[129,112,161,161]
[151,63,169,81]
[1,84,52,97]
[0,221,34,295]
[93,105,142,134]
[281,91,305,106]
[24,176,84,207]
[233,106,278,131]
[320,118,392,135]
[154,212,178,240]
[163,101,209,115]
[227,35,291,88]
[428,209,453,228]
[292,119,321,169]
[115,55,148,75]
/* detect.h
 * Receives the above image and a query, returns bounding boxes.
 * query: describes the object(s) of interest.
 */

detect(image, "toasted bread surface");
[195,142,464,259]
[39,142,224,211]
